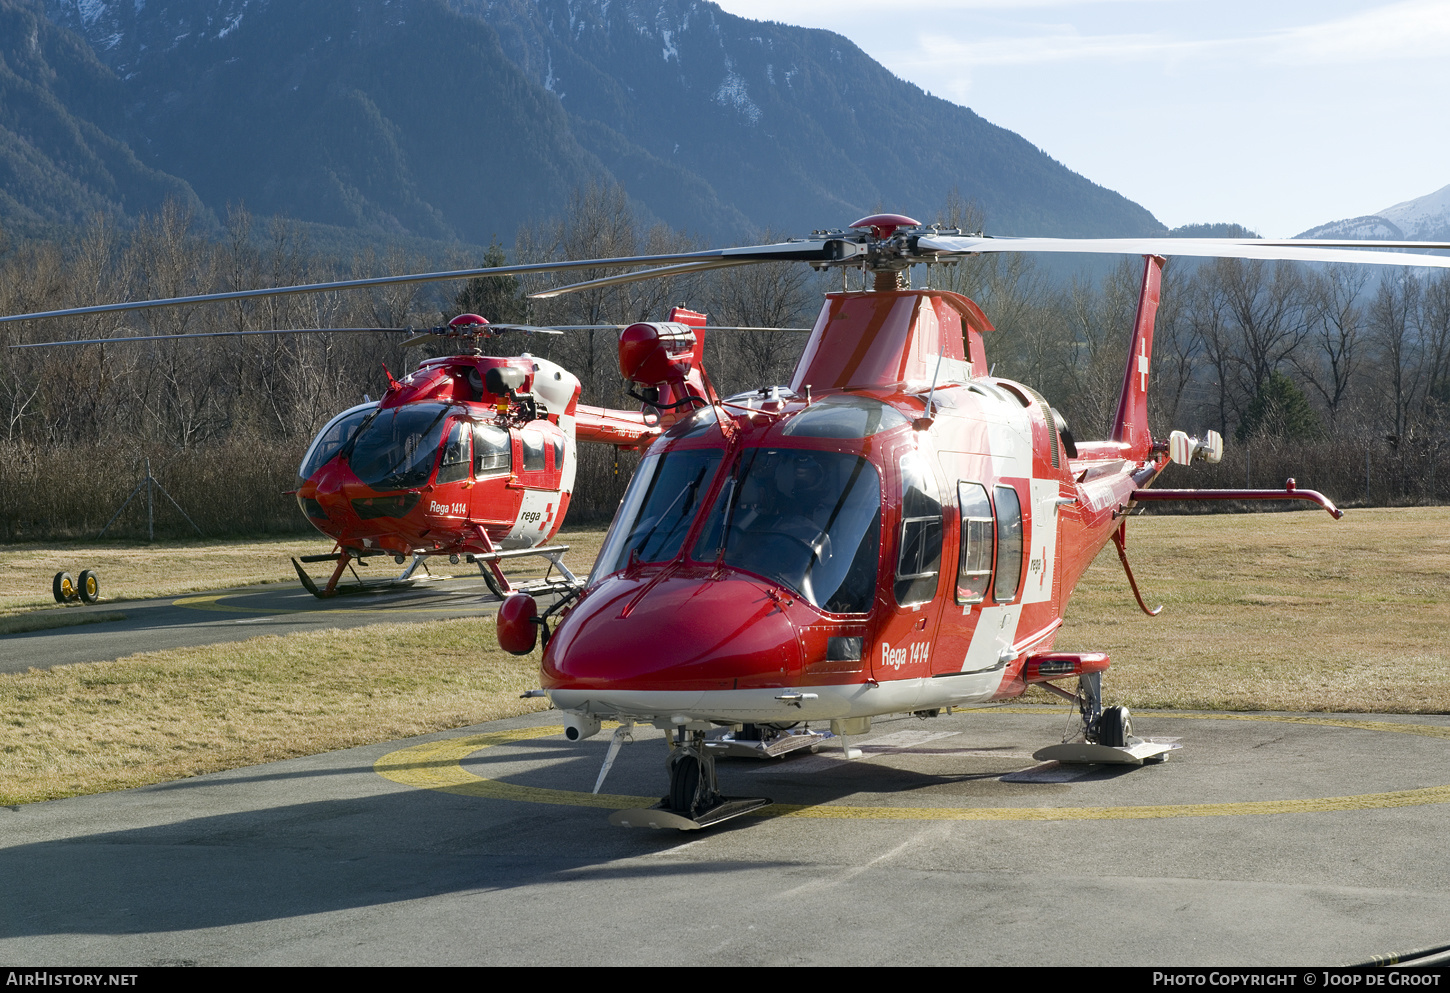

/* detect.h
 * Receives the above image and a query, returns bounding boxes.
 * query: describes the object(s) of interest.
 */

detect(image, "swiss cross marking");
[1137,338,1150,393]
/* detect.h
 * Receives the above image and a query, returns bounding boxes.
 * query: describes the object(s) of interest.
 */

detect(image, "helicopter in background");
[9,292,759,598]
[284,309,715,598]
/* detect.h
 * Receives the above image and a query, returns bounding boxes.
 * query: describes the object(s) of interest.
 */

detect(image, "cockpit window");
[298,403,376,485]
[895,451,943,606]
[780,395,909,439]
[691,448,881,613]
[436,420,472,485]
[346,402,453,491]
[591,449,723,579]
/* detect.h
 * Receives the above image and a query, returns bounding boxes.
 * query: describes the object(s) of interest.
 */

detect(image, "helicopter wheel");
[668,751,703,814]
[53,572,76,603]
[1099,706,1132,748]
[78,570,100,604]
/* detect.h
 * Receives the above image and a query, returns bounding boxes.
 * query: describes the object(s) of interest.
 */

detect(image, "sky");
[710,0,1450,238]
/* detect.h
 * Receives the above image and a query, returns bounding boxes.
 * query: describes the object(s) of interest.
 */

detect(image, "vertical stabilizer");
[1110,256,1165,459]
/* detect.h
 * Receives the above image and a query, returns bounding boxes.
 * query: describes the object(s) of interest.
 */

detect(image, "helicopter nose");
[543,571,803,693]
[305,462,353,519]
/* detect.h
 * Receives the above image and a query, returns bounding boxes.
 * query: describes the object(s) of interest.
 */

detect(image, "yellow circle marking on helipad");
[172,587,489,616]
[374,713,1450,821]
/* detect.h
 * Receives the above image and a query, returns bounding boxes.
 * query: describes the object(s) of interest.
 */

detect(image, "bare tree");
[1368,272,1423,441]
[1295,264,1367,432]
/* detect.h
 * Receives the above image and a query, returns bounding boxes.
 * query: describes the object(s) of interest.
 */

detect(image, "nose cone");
[301,460,355,523]
[543,571,803,693]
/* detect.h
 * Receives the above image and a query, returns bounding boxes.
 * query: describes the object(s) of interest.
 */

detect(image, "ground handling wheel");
[78,569,100,604]
[1099,705,1132,748]
[52,571,76,603]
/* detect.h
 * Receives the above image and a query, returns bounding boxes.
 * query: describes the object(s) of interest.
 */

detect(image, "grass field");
[1052,506,1450,714]
[1,509,1446,805]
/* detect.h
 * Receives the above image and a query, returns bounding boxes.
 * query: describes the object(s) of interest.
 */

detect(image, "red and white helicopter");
[478,213,1450,829]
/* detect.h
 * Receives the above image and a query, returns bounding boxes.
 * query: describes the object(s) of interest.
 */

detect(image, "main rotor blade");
[916,235,1450,268]
[545,325,811,332]
[473,324,564,335]
[398,323,567,346]
[9,327,408,348]
[12,321,810,349]
[528,259,759,299]
[0,238,850,326]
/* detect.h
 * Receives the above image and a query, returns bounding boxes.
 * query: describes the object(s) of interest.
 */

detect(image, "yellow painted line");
[373,714,1450,822]
[375,727,656,809]
[172,585,492,616]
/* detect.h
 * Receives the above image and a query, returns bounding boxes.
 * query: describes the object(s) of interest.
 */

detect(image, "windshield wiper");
[629,464,708,561]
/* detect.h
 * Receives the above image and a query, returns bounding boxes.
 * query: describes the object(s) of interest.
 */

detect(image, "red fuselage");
[542,289,1167,727]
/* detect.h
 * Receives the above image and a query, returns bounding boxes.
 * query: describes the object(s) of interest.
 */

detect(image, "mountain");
[1296,184,1450,242]
[462,0,1165,239]
[25,0,1167,247]
[0,0,205,237]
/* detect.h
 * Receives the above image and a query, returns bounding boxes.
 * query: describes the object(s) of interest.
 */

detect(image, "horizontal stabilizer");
[1168,429,1224,466]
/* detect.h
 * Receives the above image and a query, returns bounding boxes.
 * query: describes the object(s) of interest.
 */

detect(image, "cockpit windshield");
[346,402,453,491]
[692,448,880,613]
[591,449,723,580]
[298,402,376,486]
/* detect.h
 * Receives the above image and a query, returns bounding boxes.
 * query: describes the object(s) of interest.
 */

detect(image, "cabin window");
[551,436,565,473]
[994,484,1025,602]
[956,482,993,604]
[895,452,943,606]
[473,424,511,475]
[521,430,547,473]
[691,448,881,614]
[592,449,723,579]
[436,421,471,484]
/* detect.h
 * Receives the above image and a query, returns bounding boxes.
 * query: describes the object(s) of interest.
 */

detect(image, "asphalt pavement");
[4,706,1449,966]
[0,574,507,673]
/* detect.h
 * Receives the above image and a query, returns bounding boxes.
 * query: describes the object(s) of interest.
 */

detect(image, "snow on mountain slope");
[1378,184,1450,240]
[1298,184,1450,241]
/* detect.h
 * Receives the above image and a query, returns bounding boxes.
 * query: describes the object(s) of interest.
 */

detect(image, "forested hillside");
[22,0,1165,246]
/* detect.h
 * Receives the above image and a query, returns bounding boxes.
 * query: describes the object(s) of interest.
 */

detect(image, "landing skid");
[291,553,442,598]
[1034,738,1179,766]
[609,798,772,831]
[292,542,580,600]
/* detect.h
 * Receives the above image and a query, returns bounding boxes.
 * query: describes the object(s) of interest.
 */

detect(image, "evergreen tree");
[1236,371,1320,442]
[452,241,528,324]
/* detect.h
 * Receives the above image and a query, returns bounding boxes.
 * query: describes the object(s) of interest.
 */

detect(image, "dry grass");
[0,536,329,613]
[1046,507,1450,714]
[0,618,551,805]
